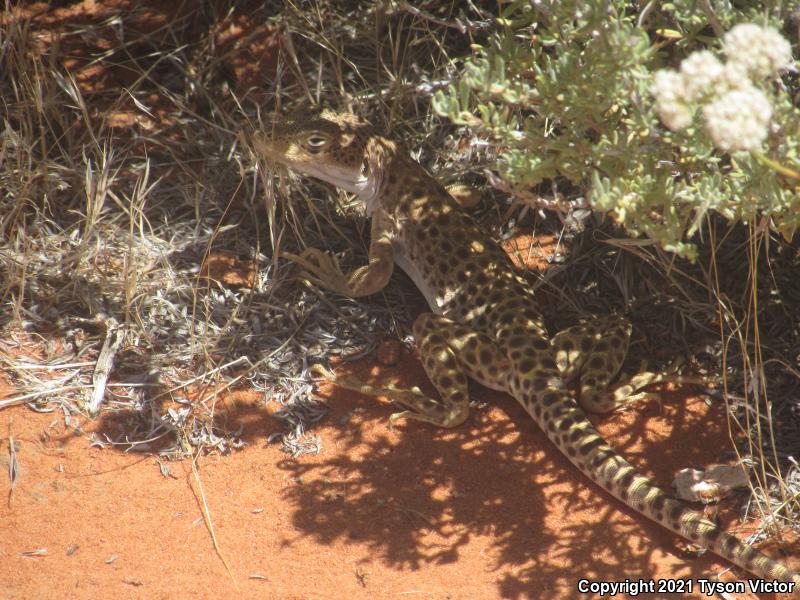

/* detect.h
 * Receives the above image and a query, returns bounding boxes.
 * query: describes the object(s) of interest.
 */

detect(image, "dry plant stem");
[145,357,250,405]
[745,227,785,507]
[698,0,725,37]
[710,222,794,535]
[189,455,238,590]
[87,317,124,415]
[6,362,96,371]
[0,383,159,412]
[7,418,18,508]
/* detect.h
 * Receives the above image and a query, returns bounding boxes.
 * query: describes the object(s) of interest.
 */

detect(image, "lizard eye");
[303,133,329,152]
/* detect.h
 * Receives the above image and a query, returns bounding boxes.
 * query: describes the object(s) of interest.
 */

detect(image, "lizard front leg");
[284,213,394,298]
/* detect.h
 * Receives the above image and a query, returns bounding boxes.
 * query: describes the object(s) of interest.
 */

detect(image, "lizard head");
[253,108,386,204]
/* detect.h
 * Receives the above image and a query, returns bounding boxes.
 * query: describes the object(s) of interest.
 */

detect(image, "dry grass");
[0,0,797,543]
[0,1,486,455]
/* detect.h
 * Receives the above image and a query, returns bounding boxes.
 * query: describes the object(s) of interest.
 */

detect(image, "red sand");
[2,355,798,600]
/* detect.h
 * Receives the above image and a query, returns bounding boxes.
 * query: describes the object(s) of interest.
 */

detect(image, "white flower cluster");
[679,50,725,101]
[723,23,793,79]
[702,85,773,152]
[651,70,692,131]
[651,23,794,152]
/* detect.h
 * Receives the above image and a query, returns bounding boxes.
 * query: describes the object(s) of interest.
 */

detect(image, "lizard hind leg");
[390,312,513,427]
[312,312,512,428]
[551,315,637,414]
[553,315,706,414]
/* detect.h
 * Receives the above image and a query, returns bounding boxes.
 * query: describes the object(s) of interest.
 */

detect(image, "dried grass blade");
[7,418,18,508]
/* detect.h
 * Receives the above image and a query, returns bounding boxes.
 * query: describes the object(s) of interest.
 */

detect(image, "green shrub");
[433,1,799,259]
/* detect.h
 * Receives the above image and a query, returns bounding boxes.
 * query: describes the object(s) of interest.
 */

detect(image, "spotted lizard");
[252,108,800,588]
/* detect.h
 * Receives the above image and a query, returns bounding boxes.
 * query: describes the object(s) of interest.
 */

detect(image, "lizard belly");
[393,246,454,316]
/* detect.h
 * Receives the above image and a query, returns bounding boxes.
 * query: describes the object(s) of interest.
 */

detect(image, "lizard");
[251,107,800,589]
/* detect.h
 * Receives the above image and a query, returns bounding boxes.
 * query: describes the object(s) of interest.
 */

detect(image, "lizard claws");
[281,248,350,294]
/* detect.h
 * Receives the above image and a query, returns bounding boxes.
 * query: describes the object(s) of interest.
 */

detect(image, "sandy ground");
[2,356,798,600]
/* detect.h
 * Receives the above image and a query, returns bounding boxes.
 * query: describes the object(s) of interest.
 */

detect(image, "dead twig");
[87,316,125,415]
